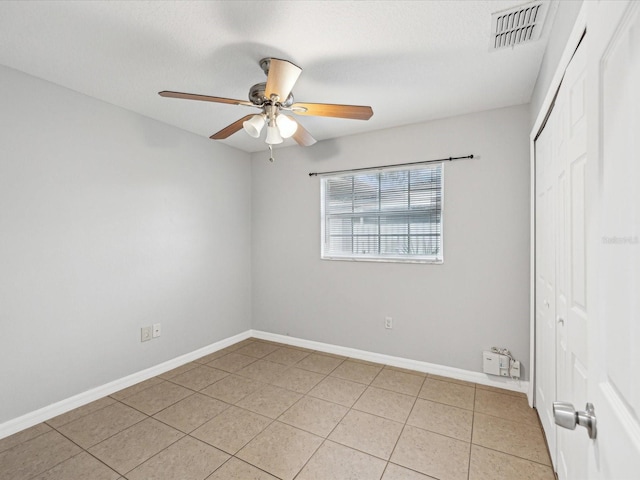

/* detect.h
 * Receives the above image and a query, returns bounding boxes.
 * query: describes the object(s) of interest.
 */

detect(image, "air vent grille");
[491,1,548,49]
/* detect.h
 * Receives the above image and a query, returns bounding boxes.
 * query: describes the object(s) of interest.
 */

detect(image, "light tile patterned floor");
[0,338,555,480]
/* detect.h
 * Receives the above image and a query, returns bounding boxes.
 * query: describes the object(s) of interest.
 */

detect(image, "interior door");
[535,34,588,476]
[555,36,588,480]
[585,1,640,478]
[534,113,557,465]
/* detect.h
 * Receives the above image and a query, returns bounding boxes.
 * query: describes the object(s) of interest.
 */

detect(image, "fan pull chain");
[268,144,275,163]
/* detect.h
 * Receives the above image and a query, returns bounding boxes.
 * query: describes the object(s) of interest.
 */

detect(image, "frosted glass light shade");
[243,114,265,138]
[265,125,283,145]
[276,114,298,138]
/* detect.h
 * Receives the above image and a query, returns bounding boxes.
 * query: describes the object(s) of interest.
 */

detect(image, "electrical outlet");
[385,316,393,329]
[152,323,161,338]
[141,326,152,342]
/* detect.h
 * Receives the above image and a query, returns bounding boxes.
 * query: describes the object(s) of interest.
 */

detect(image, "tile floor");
[0,338,555,480]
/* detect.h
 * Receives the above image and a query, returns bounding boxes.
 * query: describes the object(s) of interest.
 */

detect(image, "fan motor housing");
[248,82,294,107]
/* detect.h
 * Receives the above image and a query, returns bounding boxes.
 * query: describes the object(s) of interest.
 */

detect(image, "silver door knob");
[553,401,597,439]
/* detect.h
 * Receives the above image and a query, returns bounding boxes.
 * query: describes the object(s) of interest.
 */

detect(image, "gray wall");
[251,104,531,378]
[530,0,584,125]
[0,66,252,423]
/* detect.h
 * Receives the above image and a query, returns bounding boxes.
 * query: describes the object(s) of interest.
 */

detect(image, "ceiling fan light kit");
[275,114,297,139]
[243,113,266,138]
[265,124,283,145]
[159,57,374,161]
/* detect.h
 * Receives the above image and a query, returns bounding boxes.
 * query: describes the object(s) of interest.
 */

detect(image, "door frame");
[529,4,587,407]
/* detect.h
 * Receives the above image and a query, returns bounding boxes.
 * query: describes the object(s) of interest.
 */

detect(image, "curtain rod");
[308,154,474,177]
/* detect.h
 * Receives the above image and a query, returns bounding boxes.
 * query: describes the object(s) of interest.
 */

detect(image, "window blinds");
[321,164,443,263]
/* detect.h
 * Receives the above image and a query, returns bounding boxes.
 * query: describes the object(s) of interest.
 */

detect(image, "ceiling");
[0,1,556,153]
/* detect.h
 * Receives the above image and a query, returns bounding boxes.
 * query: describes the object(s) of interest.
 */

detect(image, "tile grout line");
[382,372,427,478]
[467,385,477,480]
[469,444,556,469]
[472,408,545,427]
[51,397,151,447]
[470,386,556,473]
[294,356,377,477]
[214,348,310,471]
[121,429,188,478]
[43,405,152,480]
[26,449,118,480]
[290,363,394,480]
[290,437,326,479]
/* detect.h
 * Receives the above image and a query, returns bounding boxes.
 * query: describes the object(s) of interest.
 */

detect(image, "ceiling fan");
[159,58,373,160]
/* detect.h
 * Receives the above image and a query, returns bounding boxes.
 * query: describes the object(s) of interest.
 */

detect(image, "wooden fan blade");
[292,121,317,147]
[159,91,254,107]
[265,58,302,102]
[210,115,254,139]
[292,102,373,120]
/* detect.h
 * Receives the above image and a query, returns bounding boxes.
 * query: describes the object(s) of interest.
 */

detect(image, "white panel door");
[555,38,589,480]
[535,112,557,465]
[585,1,640,478]
[535,35,588,477]
[536,2,640,478]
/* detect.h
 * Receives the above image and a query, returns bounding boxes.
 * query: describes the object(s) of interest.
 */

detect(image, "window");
[321,164,443,263]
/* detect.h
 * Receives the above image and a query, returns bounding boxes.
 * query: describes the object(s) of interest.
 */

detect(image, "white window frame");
[320,163,444,264]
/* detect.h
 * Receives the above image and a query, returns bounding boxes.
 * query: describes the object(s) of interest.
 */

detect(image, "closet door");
[555,37,588,480]
[534,113,557,466]
[534,37,588,476]
[536,3,640,477]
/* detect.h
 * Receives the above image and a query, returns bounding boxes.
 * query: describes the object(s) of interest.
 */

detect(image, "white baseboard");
[250,330,529,395]
[1,328,530,440]
[0,330,251,440]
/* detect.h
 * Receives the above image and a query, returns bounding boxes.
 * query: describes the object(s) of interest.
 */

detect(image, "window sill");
[321,255,444,265]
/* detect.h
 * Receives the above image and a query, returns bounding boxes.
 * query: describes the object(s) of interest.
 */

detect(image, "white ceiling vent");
[490,1,549,50]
